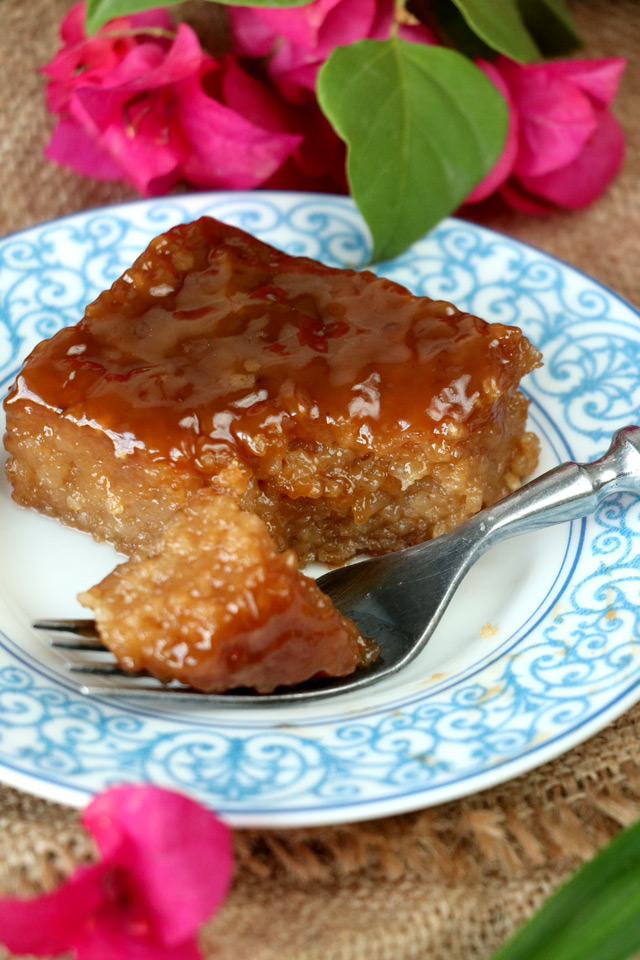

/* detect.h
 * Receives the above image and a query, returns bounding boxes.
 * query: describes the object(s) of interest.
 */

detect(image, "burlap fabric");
[1,1,639,957]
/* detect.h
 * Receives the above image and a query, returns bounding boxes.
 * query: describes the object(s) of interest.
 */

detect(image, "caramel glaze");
[5,217,541,475]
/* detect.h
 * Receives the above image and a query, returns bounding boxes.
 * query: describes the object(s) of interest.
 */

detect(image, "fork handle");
[476,425,640,548]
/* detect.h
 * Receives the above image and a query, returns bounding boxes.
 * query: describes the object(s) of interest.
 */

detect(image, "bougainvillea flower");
[43,3,175,113]
[42,1,301,195]
[0,785,233,960]
[498,57,626,179]
[230,0,435,102]
[496,56,626,210]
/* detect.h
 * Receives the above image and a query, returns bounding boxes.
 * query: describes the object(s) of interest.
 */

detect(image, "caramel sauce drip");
[6,217,540,472]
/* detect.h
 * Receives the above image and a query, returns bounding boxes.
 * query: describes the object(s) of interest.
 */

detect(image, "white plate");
[1,191,640,828]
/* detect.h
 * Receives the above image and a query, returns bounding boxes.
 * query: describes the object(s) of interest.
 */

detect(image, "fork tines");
[33,618,101,647]
[32,618,262,702]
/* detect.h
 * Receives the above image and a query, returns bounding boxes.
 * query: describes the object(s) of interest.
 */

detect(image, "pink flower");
[468,56,626,211]
[43,2,301,195]
[0,785,233,960]
[229,0,436,103]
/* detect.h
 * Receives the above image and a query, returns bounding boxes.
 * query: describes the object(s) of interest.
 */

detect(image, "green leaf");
[490,818,640,960]
[317,39,508,264]
[427,0,501,60]
[448,0,540,61]
[516,0,582,55]
[85,0,313,34]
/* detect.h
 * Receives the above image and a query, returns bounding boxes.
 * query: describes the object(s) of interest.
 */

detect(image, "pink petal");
[271,64,324,102]
[517,108,625,209]
[45,116,125,180]
[499,60,597,178]
[128,8,175,33]
[99,118,184,196]
[75,905,202,960]
[311,0,380,57]
[264,46,318,96]
[100,25,211,92]
[177,74,301,189]
[294,100,346,183]
[84,786,233,947]
[230,0,391,98]
[500,179,556,213]
[228,8,279,57]
[368,0,395,38]
[67,81,185,194]
[72,83,133,133]
[42,32,137,111]
[60,2,89,44]
[273,0,381,93]
[218,56,296,133]
[0,863,107,956]
[252,0,347,50]
[530,57,627,106]
[262,155,344,193]
[260,96,347,192]
[41,6,176,112]
[466,59,518,203]
[396,21,439,44]
[268,0,379,91]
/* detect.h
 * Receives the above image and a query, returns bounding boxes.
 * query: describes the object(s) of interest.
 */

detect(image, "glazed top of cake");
[5,217,541,470]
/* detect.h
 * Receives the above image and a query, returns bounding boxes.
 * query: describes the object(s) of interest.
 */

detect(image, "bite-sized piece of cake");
[3,216,541,565]
[79,492,378,694]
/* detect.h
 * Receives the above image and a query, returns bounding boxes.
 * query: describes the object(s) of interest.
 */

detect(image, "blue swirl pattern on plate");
[1,192,640,824]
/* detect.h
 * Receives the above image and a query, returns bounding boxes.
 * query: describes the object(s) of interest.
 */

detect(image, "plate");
[1,191,640,828]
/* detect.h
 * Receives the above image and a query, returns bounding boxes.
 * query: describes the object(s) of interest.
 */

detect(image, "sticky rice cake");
[3,216,541,565]
[79,491,378,694]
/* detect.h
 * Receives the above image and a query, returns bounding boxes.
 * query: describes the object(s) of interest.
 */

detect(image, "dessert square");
[3,216,541,565]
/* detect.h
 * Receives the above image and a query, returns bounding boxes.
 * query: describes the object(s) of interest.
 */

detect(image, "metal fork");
[34,425,640,705]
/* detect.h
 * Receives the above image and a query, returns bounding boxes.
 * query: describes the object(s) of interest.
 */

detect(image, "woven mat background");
[1,1,639,958]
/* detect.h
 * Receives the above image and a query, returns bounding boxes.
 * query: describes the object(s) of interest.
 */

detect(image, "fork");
[34,425,640,705]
